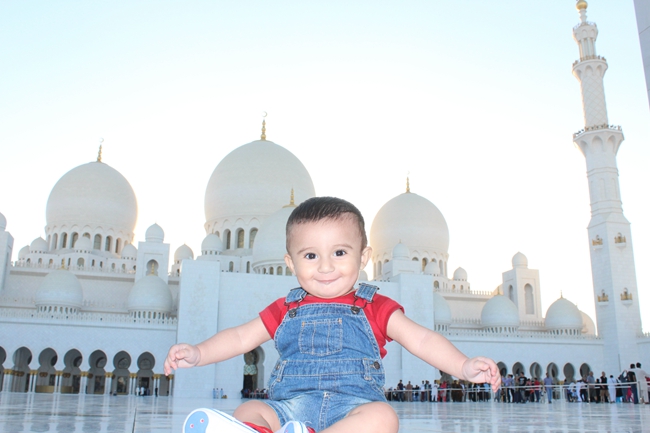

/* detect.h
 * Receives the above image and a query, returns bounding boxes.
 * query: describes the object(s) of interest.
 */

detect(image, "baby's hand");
[163,344,201,375]
[462,356,500,392]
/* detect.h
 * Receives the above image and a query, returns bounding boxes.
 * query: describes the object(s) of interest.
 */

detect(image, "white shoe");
[183,408,258,433]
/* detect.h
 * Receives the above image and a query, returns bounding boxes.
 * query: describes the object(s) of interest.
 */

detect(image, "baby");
[164,196,500,433]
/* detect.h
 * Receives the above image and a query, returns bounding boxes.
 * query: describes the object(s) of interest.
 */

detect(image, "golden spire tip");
[97,138,104,162]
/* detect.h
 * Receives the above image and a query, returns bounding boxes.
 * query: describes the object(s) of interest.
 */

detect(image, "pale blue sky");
[1,1,648,329]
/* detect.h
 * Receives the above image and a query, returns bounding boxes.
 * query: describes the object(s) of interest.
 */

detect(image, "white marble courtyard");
[1,392,649,433]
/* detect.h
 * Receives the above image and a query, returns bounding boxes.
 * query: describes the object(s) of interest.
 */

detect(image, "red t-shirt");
[259,291,403,358]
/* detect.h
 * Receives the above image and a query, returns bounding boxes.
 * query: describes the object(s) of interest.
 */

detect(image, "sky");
[1,1,649,331]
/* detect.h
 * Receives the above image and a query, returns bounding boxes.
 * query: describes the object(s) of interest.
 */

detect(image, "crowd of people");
[239,363,650,405]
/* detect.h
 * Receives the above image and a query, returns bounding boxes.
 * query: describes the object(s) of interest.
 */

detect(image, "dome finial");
[283,188,297,208]
[97,138,104,162]
[149,262,155,276]
[576,0,587,11]
[406,175,411,193]
[261,111,267,140]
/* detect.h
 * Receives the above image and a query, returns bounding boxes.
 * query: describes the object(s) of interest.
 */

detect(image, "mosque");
[0,1,647,399]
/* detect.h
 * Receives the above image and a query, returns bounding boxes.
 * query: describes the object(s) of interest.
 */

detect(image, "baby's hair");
[286,196,368,251]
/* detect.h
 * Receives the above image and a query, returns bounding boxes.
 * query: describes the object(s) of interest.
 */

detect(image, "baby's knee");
[351,402,398,433]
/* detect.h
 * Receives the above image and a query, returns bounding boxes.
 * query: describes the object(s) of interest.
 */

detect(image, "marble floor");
[0,392,649,433]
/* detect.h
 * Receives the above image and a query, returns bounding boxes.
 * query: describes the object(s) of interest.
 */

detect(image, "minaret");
[571,1,642,373]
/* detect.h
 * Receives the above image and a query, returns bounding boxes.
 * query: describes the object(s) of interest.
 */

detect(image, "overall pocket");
[298,317,343,356]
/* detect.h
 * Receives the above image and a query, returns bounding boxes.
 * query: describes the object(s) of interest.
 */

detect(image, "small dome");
[30,237,49,253]
[127,275,173,313]
[74,236,92,251]
[576,0,588,11]
[145,223,164,243]
[121,243,137,260]
[252,206,294,268]
[545,297,583,330]
[581,311,596,335]
[392,242,410,260]
[453,267,467,281]
[424,260,440,275]
[174,244,194,261]
[481,295,520,328]
[0,211,6,231]
[433,292,452,325]
[35,269,84,309]
[370,192,449,262]
[201,233,223,253]
[512,252,528,268]
[18,245,30,259]
[358,270,369,281]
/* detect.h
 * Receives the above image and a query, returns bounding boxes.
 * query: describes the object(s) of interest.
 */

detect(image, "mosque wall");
[0,318,175,372]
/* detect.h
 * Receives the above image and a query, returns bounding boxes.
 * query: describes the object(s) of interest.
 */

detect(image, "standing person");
[533,377,541,403]
[405,381,413,402]
[543,373,553,403]
[599,372,609,403]
[431,381,438,402]
[516,372,527,404]
[587,372,596,403]
[164,197,500,433]
[396,380,404,402]
[607,375,617,404]
[505,374,514,403]
[635,363,648,404]
[627,365,639,404]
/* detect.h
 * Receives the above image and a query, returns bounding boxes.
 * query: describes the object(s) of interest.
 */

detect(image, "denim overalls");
[264,283,386,431]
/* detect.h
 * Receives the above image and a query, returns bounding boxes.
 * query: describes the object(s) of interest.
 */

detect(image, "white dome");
[512,252,528,268]
[545,297,583,330]
[127,275,173,313]
[433,292,452,325]
[46,161,137,236]
[18,245,29,259]
[35,269,84,309]
[481,295,520,328]
[174,244,194,261]
[145,223,164,243]
[370,192,449,261]
[201,233,223,253]
[30,237,48,253]
[424,260,440,275]
[252,205,294,268]
[581,311,596,335]
[453,267,467,281]
[0,211,6,231]
[358,270,369,281]
[74,236,92,251]
[204,140,315,226]
[392,242,410,260]
[121,243,137,260]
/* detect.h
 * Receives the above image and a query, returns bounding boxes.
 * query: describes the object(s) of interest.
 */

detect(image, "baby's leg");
[322,402,398,433]
[233,400,282,431]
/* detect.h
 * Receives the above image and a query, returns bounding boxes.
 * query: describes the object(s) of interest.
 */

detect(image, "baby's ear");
[360,246,372,269]
[284,254,295,273]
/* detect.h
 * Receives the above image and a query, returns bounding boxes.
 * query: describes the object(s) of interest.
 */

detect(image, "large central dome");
[46,161,138,235]
[204,140,315,228]
[370,191,449,261]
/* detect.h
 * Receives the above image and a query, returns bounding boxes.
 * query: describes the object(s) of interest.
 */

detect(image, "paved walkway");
[0,392,649,432]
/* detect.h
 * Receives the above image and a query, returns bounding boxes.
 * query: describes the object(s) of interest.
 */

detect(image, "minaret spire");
[571,1,641,373]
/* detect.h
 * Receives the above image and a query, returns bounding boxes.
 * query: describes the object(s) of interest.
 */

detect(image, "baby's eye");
[305,253,317,260]
[334,250,346,257]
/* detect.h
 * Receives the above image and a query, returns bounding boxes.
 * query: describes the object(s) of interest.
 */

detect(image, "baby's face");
[284,216,371,299]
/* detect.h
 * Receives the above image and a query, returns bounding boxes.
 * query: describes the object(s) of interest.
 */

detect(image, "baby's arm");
[163,317,270,375]
[387,310,500,392]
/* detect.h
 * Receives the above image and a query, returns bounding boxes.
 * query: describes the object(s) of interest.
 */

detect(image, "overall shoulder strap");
[355,282,379,302]
[285,287,308,303]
